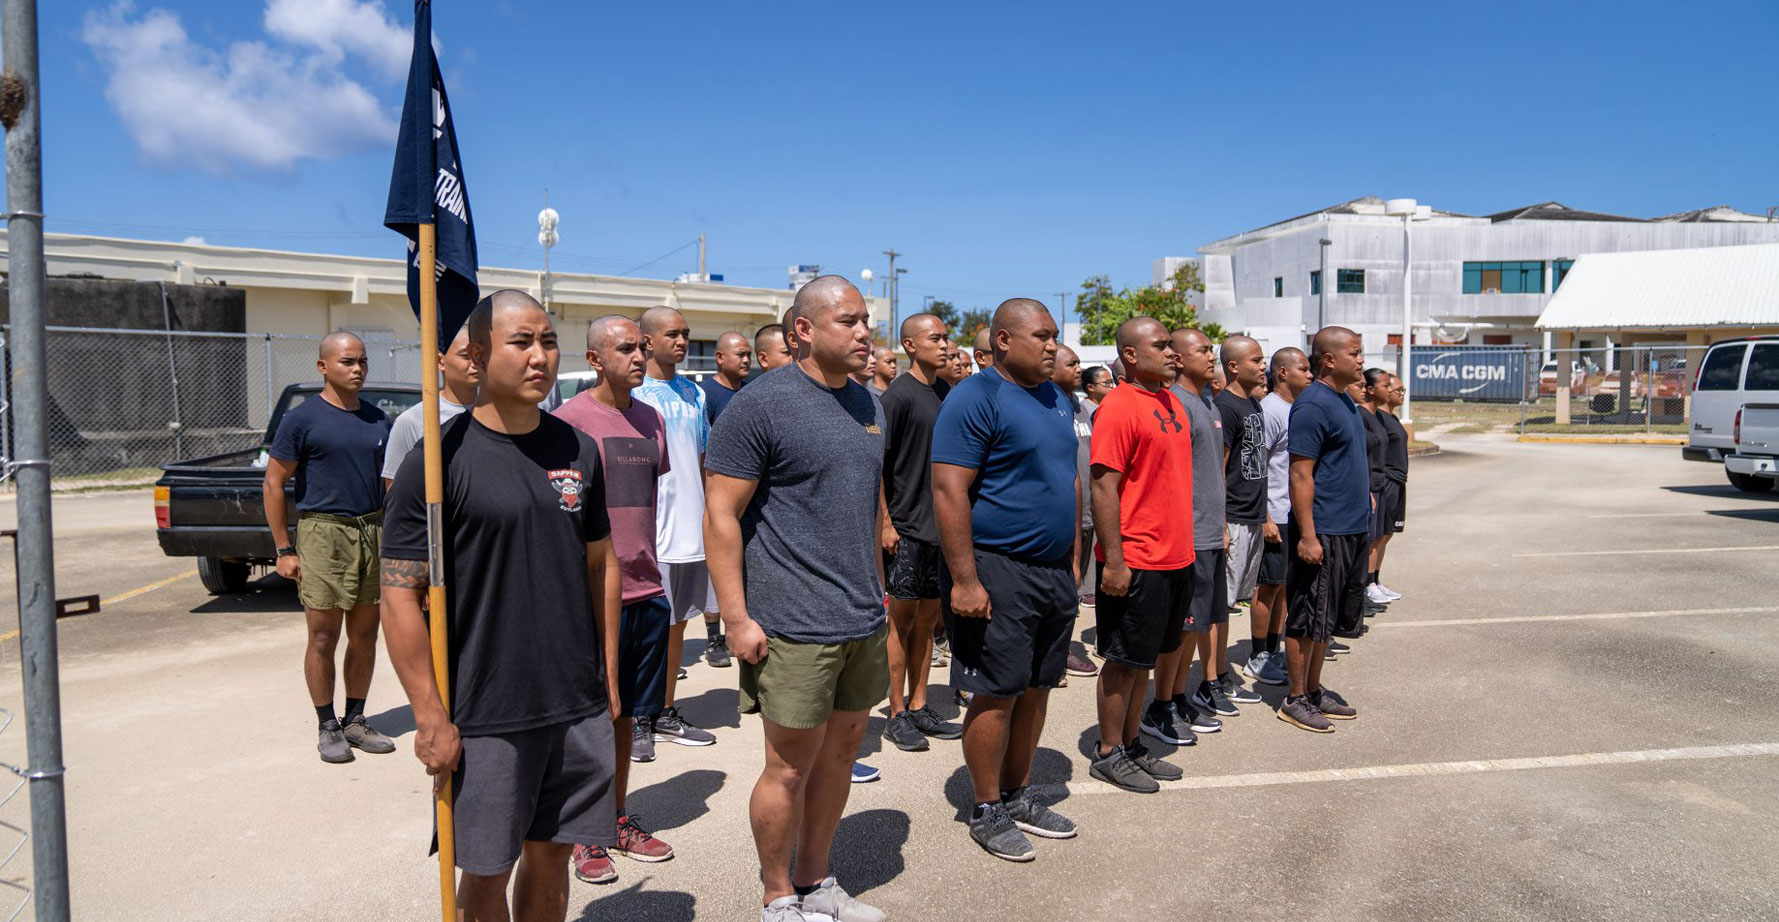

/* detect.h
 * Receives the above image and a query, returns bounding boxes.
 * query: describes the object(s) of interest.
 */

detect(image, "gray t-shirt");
[1171,383,1225,550]
[1261,392,1292,525]
[381,397,469,482]
[1072,394,1094,531]
[705,365,887,644]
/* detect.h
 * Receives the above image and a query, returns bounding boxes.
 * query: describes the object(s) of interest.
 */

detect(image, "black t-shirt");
[1215,389,1267,524]
[1379,410,1409,484]
[1359,406,1389,493]
[382,413,612,736]
[880,372,950,544]
[268,395,389,515]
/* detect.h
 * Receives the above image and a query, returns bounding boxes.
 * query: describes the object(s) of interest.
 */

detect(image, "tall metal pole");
[698,232,706,282]
[2,0,72,918]
[1399,214,1414,430]
[882,249,900,335]
[1317,237,1331,334]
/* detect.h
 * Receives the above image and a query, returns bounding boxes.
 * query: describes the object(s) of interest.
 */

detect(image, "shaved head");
[790,275,861,329]
[1310,325,1359,373]
[638,305,685,338]
[756,324,785,353]
[319,330,363,360]
[718,331,750,353]
[901,313,942,343]
[1269,346,1306,375]
[1219,334,1261,367]
[468,289,549,352]
[973,329,991,355]
[587,313,639,355]
[1116,317,1167,352]
[989,298,1049,340]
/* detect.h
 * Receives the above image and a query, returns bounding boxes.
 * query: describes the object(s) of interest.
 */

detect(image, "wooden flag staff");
[416,221,456,921]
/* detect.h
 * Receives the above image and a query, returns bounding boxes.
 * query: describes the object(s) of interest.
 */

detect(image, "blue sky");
[27,0,1779,324]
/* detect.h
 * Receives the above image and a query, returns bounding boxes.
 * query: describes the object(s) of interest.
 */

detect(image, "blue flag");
[383,0,479,343]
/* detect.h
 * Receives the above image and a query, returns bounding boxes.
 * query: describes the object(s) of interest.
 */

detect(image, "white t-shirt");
[381,397,470,482]
[1261,391,1292,525]
[633,374,710,563]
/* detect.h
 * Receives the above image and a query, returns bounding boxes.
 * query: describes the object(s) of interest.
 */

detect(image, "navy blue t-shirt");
[1287,380,1369,536]
[930,368,1079,561]
[268,395,389,515]
[700,376,744,424]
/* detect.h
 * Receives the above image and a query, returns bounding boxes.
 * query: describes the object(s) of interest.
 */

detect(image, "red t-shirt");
[1090,382,1195,570]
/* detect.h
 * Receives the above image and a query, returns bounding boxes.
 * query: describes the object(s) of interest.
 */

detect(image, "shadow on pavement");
[626,768,725,833]
[941,746,1077,818]
[1663,483,1778,501]
[1706,507,1779,521]
[674,687,741,731]
[186,573,298,615]
[576,879,695,921]
[367,704,415,738]
[829,808,909,896]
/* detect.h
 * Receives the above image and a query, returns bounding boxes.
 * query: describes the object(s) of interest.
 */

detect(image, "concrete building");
[1192,197,1779,363]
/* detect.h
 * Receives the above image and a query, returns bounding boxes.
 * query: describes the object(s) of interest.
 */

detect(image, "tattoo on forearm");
[381,558,429,590]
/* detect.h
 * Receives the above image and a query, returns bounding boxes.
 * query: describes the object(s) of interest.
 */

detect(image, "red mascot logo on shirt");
[548,468,584,513]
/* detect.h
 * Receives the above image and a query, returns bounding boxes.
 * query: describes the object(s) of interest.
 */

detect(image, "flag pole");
[417,221,456,921]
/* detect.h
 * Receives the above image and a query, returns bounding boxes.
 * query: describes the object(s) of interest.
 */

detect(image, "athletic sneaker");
[1276,695,1335,734]
[884,711,930,752]
[1220,672,1263,705]
[1310,688,1357,720]
[653,707,717,746]
[1125,739,1183,781]
[969,801,1035,862]
[910,705,964,740]
[802,875,889,922]
[1003,786,1077,839]
[934,636,952,660]
[930,644,947,667]
[341,714,395,753]
[1065,650,1098,676]
[317,720,352,764]
[572,844,618,884]
[1243,650,1285,686]
[705,637,733,668]
[1326,640,1351,655]
[1088,744,1158,794]
[761,895,825,922]
[1172,694,1222,733]
[1376,583,1402,602]
[1365,583,1392,606]
[1139,701,1196,746]
[955,689,973,708]
[612,813,673,862]
[1192,680,1239,718]
[850,761,880,783]
[1258,650,1288,686]
[630,718,657,763]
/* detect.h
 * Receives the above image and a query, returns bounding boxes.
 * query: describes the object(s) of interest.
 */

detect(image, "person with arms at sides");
[1360,369,1404,606]
[754,323,793,373]
[971,329,994,371]
[380,291,619,922]
[1279,327,1368,732]
[1053,346,1099,674]
[1088,318,1193,794]
[878,313,965,752]
[264,331,396,764]
[706,276,892,922]
[701,331,752,425]
[633,306,728,743]
[1243,348,1311,688]
[1081,365,1114,414]
[870,345,897,395]
[934,300,1082,857]
[554,315,677,884]
[1346,375,1388,628]
[1215,336,1272,656]
[383,325,478,489]
[1373,375,1409,599]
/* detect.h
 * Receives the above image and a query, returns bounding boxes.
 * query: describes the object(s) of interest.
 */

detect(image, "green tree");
[925,299,962,336]
[1076,263,1222,346]
[956,308,992,345]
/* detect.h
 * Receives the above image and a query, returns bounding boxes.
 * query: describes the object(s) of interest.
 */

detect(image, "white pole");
[1400,212,1414,428]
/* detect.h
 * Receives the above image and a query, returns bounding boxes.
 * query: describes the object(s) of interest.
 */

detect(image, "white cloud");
[263,0,412,81]
[81,1,403,174]
[181,235,207,245]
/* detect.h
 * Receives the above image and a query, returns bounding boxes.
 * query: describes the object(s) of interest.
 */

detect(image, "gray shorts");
[450,712,617,875]
[1226,522,1265,604]
[662,560,717,624]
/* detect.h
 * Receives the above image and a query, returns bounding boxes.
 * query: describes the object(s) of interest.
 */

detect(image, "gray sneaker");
[968,801,1035,862]
[1124,739,1183,782]
[1089,744,1159,794]
[884,711,930,752]
[317,720,353,763]
[1003,787,1077,839]
[631,717,657,762]
[803,875,888,922]
[1221,672,1263,705]
[342,715,395,754]
[760,895,826,922]
[1277,695,1335,734]
[1257,650,1288,686]
[652,707,716,746]
[1192,680,1239,717]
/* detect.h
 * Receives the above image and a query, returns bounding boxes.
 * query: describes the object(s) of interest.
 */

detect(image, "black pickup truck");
[153,382,422,594]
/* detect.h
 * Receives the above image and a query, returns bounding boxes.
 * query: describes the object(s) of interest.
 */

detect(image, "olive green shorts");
[295,513,382,611]
[738,624,889,730]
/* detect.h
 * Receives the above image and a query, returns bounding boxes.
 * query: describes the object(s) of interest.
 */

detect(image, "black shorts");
[1285,521,1369,643]
[1388,480,1406,532]
[449,712,617,875]
[887,536,942,601]
[1094,563,1189,669]
[617,595,671,718]
[1258,531,1288,586]
[1369,490,1391,542]
[941,548,1077,698]
[1184,548,1228,632]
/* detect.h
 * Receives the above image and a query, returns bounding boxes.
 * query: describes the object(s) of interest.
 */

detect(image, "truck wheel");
[197,557,250,594]
[1726,471,1776,494]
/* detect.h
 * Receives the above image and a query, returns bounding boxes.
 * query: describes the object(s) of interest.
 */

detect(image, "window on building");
[1273,277,1283,298]
[684,339,717,372]
[1309,270,1321,296]
[1745,344,1779,391]
[1483,335,1512,345]
[1696,344,1747,391]
[1462,261,1545,294]
[1552,259,1575,290]
[1336,269,1365,294]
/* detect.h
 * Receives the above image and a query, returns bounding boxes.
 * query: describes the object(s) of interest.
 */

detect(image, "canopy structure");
[1537,243,1779,332]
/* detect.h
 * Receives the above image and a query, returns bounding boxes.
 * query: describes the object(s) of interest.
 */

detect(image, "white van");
[1684,335,1779,492]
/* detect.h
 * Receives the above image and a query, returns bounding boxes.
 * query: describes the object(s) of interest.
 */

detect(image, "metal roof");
[1536,243,1779,330]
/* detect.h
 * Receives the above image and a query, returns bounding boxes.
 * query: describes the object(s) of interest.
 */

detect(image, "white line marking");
[1586,511,1710,518]
[1059,742,1779,796]
[1377,605,1779,628]
[1513,545,1779,558]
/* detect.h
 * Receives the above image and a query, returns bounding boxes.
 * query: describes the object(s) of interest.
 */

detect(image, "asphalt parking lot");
[0,435,1776,922]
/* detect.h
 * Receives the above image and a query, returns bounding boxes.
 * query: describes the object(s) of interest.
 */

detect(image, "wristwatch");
[276,545,297,558]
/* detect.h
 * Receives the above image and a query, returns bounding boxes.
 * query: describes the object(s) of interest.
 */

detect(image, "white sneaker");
[762,895,833,922]
[801,876,886,922]
[1365,583,1392,605]
[1376,583,1402,601]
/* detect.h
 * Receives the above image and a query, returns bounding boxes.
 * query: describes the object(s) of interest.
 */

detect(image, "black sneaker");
[910,705,964,740]
[1124,739,1183,782]
[1002,786,1077,839]
[883,711,930,752]
[1139,701,1196,746]
[1172,694,1222,733]
[704,637,732,668]
[1219,672,1263,705]
[969,801,1034,862]
[1326,640,1351,655]
[1191,680,1239,717]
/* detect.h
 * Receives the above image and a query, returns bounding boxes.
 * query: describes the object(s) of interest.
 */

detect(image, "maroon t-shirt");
[554,391,669,604]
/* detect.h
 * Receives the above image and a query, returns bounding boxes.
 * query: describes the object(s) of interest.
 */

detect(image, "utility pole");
[1054,291,1070,341]
[698,232,706,282]
[3,0,73,918]
[882,249,901,335]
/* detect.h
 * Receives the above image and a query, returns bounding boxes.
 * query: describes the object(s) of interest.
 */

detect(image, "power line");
[617,238,701,276]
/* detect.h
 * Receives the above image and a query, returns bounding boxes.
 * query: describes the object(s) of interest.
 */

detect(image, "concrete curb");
[1517,434,1685,445]
[1408,443,1441,457]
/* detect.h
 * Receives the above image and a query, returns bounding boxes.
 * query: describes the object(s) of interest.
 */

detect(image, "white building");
[1193,197,1779,363]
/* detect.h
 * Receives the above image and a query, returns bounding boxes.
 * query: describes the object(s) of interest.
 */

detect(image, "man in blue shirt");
[1280,326,1368,733]
[700,331,751,424]
[932,299,1081,863]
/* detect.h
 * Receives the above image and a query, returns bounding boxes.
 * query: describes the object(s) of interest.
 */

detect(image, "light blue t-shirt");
[634,374,709,563]
[930,368,1079,562]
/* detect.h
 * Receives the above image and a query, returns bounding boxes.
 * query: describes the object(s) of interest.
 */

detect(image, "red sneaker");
[612,814,674,862]
[572,844,616,884]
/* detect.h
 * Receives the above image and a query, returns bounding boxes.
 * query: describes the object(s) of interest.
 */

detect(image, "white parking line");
[1059,742,1779,796]
[1586,511,1710,518]
[1513,545,1779,558]
[1377,605,1779,628]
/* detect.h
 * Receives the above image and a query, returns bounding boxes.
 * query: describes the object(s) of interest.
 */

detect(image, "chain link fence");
[1397,344,1708,437]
